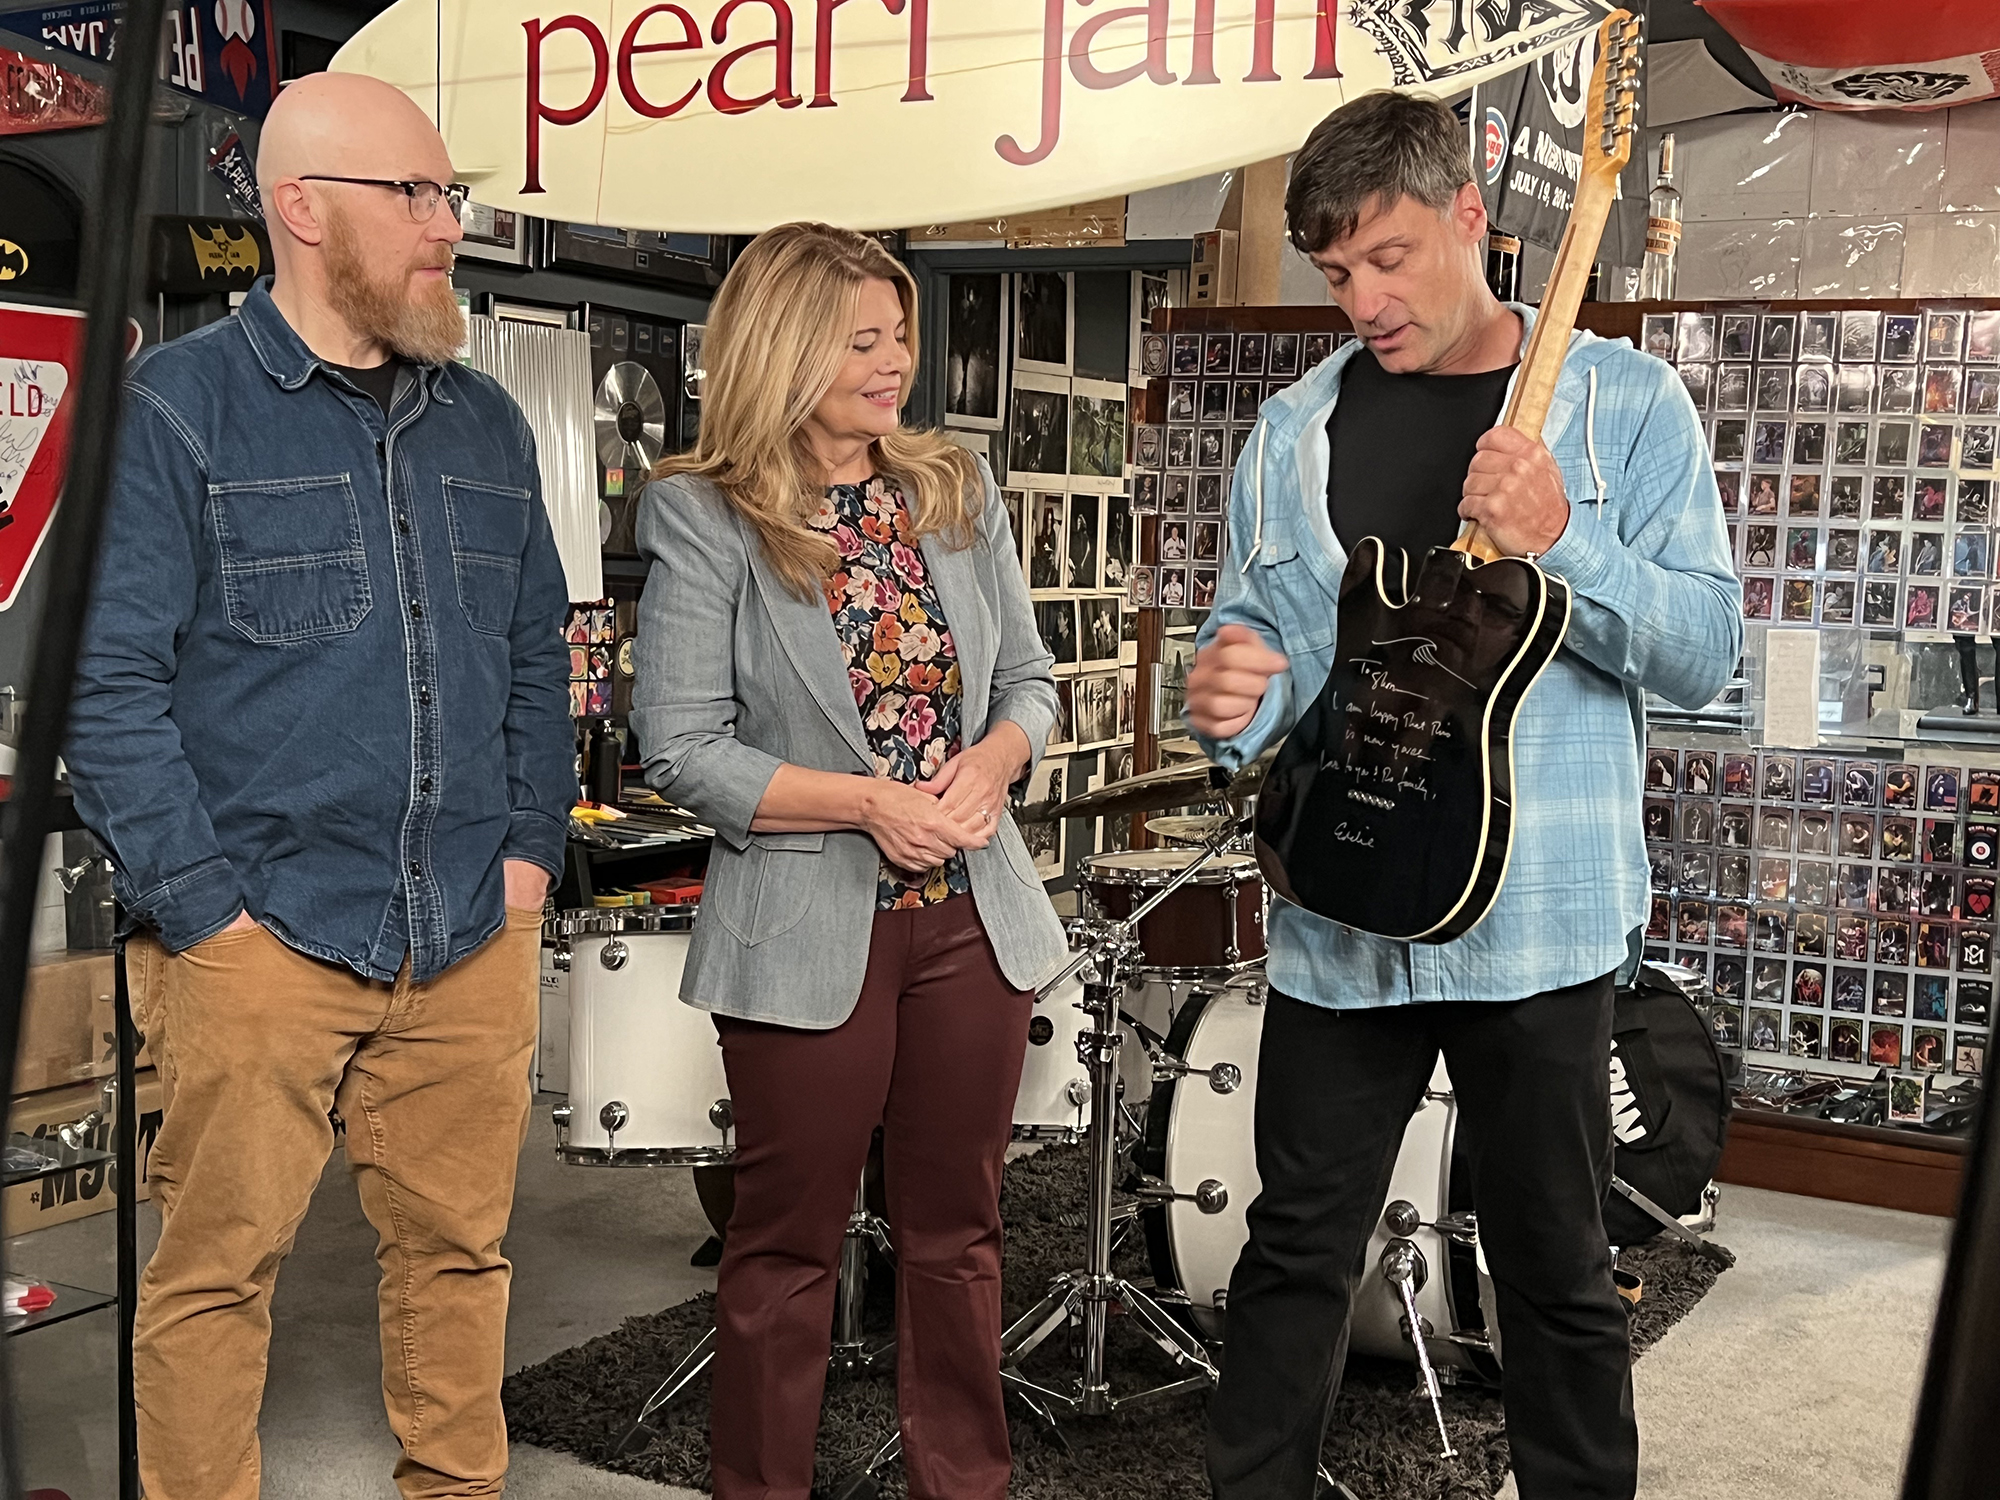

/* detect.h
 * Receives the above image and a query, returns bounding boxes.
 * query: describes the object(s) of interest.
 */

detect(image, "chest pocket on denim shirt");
[442,476,530,635]
[1256,534,1337,652]
[208,474,371,644]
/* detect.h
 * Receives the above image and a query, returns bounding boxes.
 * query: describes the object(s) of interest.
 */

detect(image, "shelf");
[4,1134,113,1190]
[1720,1106,1966,1216]
[4,1282,116,1338]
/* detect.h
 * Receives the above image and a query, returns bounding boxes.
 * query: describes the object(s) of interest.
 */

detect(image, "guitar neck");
[1455,172,1621,564]
[1502,171,1619,440]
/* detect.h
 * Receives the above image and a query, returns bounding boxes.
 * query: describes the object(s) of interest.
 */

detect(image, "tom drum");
[1083,850,1266,977]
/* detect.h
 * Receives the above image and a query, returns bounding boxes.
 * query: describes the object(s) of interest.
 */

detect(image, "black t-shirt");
[330,357,406,417]
[1327,350,1517,559]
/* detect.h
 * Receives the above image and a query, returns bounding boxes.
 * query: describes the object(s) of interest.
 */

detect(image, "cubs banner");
[334,0,1615,235]
[1472,29,1645,260]
[0,1,282,119]
[1700,0,2000,110]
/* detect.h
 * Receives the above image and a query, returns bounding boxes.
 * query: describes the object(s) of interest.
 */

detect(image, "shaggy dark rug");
[504,1146,1725,1499]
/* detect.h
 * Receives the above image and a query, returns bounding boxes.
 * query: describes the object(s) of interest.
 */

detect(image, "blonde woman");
[631,223,1067,1500]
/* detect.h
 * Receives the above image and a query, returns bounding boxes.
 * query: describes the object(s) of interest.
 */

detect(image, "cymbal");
[1147,814,1235,845]
[1024,752,1271,824]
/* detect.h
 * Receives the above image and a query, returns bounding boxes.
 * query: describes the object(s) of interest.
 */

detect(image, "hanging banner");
[333,0,1614,235]
[1699,0,2000,110]
[1475,30,1645,260]
[0,1,283,120]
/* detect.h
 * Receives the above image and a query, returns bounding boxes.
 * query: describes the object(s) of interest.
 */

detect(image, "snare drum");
[1083,850,1265,976]
[1140,981,1499,1379]
[556,908,735,1167]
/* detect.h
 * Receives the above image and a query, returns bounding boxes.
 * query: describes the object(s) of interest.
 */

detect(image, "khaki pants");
[126,911,542,1499]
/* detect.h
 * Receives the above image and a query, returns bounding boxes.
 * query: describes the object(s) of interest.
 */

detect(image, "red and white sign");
[1700,0,2000,110]
[0,302,85,610]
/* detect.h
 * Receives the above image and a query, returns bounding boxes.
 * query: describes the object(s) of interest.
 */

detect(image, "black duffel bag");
[1602,962,1731,1245]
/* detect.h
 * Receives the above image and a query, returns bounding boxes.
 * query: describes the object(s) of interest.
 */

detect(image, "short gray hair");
[1286,91,1473,255]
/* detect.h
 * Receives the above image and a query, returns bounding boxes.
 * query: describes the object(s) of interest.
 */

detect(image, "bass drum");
[1139,981,1500,1380]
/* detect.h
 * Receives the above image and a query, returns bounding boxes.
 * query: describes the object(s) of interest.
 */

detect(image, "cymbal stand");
[998,819,1252,1418]
[612,1170,893,1456]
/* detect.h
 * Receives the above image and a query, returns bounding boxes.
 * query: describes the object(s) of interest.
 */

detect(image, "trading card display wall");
[1639,307,2000,634]
[1640,742,1991,1082]
[1124,328,1355,612]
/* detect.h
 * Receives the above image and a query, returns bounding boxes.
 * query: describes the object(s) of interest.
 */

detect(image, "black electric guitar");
[1254,10,1642,943]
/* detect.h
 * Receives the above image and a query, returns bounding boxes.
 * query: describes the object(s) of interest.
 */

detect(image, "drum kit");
[547,754,1515,1487]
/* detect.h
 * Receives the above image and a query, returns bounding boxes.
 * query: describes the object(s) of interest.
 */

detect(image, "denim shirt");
[66,280,574,982]
[1194,308,1743,1009]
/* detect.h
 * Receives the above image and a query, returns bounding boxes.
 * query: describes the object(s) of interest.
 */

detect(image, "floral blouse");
[812,477,971,910]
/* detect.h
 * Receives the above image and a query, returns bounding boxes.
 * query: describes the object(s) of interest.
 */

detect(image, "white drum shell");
[1013,972,1092,1141]
[565,929,734,1163]
[1154,987,1486,1373]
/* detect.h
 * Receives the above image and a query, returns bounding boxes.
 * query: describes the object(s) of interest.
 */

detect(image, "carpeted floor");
[503,1145,1723,1499]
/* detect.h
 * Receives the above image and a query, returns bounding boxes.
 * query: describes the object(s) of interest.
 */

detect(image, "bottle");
[1641,133,1682,301]
[1485,233,1521,301]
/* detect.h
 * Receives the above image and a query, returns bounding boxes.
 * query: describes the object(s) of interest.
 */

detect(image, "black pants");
[1205,976,1636,1500]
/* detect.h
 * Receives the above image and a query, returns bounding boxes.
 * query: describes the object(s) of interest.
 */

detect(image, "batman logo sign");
[189,224,262,278]
[0,240,31,281]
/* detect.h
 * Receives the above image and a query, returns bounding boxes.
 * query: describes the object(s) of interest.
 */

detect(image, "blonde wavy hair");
[653,222,980,598]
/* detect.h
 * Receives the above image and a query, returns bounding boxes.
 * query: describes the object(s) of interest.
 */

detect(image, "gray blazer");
[630,458,1070,1028]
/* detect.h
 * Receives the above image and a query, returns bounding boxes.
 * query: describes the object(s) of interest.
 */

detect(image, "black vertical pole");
[0,2,169,1495]
[1901,1087,2000,1499]
[113,942,139,1500]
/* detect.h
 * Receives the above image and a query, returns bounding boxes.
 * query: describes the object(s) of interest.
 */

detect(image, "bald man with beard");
[66,73,573,1499]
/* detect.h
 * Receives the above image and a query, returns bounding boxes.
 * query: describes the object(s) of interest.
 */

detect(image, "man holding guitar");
[1185,89,1741,1499]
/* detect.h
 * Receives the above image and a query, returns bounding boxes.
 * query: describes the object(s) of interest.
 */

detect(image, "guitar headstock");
[1585,9,1643,187]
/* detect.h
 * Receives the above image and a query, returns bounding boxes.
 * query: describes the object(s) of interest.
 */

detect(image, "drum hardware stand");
[611,1170,897,1457]
[1378,1239,1459,1460]
[1608,1175,1736,1268]
[997,820,1253,1417]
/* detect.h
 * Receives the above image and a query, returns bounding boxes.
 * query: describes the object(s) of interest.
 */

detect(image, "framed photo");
[1034,598,1079,669]
[1080,597,1121,669]
[1068,379,1128,492]
[1159,517,1190,563]
[1678,363,1712,412]
[1269,331,1302,378]
[1022,757,1067,874]
[1028,492,1067,591]
[1066,493,1102,589]
[1203,333,1234,375]
[1014,271,1073,374]
[1969,310,2000,366]
[1642,313,1676,359]
[456,201,534,265]
[1758,314,1797,363]
[1302,332,1334,370]
[1794,362,1831,413]
[1127,565,1156,607]
[1834,420,1869,465]
[1196,426,1226,470]
[1924,364,1963,415]
[1166,379,1196,423]
[1193,518,1222,562]
[1718,313,1757,361]
[1792,420,1827,466]
[1967,369,2000,417]
[1712,418,1747,464]
[1008,372,1071,481]
[1134,424,1163,469]
[1194,472,1225,514]
[1880,365,1919,415]
[1140,332,1169,379]
[1799,313,1837,362]
[1101,493,1133,591]
[1191,566,1218,608]
[1754,364,1792,412]
[1839,310,1882,363]
[1675,312,1715,363]
[1876,419,1913,468]
[1170,332,1201,376]
[1882,314,1920,363]
[1906,582,1941,631]
[1752,419,1787,465]
[1715,363,1750,413]
[1236,332,1268,376]
[1924,310,1965,363]
[1075,671,1120,749]
[1964,427,1996,472]
[1162,472,1191,514]
[1919,422,1955,469]
[943,272,1008,430]
[1158,564,1189,609]
[1165,425,1195,470]
[1835,363,1875,413]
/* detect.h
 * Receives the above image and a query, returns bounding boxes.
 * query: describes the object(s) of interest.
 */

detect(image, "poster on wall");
[1008,373,1071,484]
[1472,28,1645,260]
[0,2,283,119]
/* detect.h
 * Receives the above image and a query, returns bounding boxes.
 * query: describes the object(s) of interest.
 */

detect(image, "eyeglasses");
[297,176,472,224]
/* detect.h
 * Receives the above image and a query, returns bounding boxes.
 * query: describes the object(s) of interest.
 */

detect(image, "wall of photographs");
[946,268,1165,884]
[1641,306,2000,633]
[1640,741,1992,1082]
[1124,327,1353,613]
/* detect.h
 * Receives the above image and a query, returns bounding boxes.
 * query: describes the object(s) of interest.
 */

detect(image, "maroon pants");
[709,895,1033,1500]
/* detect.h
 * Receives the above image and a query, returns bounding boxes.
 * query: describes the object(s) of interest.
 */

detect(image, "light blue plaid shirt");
[1194,306,1743,1008]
